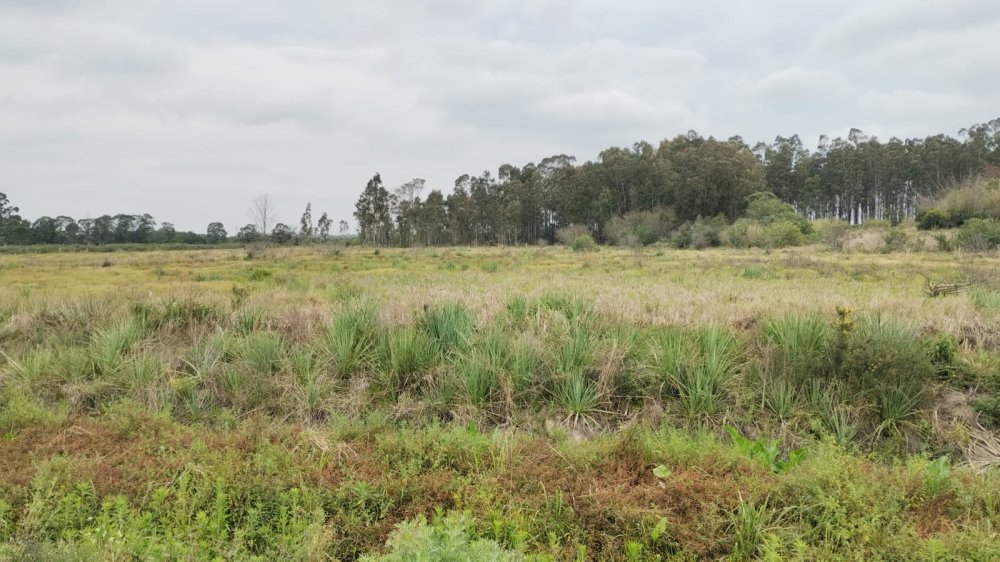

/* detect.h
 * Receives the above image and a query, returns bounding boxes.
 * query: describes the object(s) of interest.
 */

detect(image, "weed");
[726,426,805,473]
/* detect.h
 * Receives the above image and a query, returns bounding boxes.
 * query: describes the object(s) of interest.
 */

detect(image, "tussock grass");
[376,328,439,393]
[420,302,476,353]
[762,313,832,384]
[324,303,378,377]
[90,319,145,375]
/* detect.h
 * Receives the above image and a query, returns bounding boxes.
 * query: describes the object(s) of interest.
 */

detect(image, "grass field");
[1,244,999,560]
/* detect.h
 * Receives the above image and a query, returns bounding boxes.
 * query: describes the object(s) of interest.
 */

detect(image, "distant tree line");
[0,192,347,246]
[354,118,1000,246]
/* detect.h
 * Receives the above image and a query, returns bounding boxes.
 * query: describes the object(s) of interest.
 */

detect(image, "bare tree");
[249,194,278,236]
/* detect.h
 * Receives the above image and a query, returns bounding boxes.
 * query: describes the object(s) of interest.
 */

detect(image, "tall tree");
[317,212,332,239]
[299,203,314,239]
[250,194,278,237]
[206,222,227,243]
[353,173,393,245]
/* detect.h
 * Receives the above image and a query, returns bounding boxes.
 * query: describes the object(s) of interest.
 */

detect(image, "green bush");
[955,218,1000,251]
[764,220,806,247]
[570,234,598,252]
[744,192,811,233]
[916,208,953,230]
[722,218,767,248]
[605,208,675,246]
[839,314,934,392]
[671,215,726,249]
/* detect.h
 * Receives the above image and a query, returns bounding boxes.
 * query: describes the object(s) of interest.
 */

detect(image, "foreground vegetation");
[2,245,999,560]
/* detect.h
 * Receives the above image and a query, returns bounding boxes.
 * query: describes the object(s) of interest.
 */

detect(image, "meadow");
[1,243,999,560]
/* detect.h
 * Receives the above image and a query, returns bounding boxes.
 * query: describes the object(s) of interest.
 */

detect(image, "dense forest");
[2,118,999,247]
[355,119,1000,246]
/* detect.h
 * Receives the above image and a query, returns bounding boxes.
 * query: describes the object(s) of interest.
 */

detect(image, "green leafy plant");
[725,426,804,473]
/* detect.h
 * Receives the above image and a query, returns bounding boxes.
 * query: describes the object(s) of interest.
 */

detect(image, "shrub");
[839,314,934,392]
[916,208,953,230]
[605,208,675,246]
[722,219,767,248]
[955,218,1000,251]
[917,177,1000,227]
[671,215,726,249]
[555,224,590,246]
[744,192,810,232]
[764,220,806,247]
[813,218,852,249]
[570,234,598,252]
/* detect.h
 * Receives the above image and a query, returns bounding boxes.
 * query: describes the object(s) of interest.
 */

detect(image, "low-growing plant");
[924,456,952,496]
[361,511,522,562]
[726,426,805,473]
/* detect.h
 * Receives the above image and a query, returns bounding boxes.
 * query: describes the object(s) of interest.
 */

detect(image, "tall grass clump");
[325,304,378,377]
[288,346,330,417]
[555,326,592,377]
[377,328,439,393]
[653,326,743,419]
[763,378,799,421]
[90,319,145,375]
[875,381,925,437]
[730,499,771,561]
[458,355,497,408]
[232,331,287,374]
[420,302,476,354]
[557,373,601,424]
[539,293,593,323]
[762,314,832,384]
[504,295,531,327]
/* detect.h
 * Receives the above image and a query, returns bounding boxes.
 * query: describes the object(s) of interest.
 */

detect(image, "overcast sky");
[2,0,999,232]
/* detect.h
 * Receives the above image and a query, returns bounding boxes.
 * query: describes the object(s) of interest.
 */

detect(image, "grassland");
[1,244,999,560]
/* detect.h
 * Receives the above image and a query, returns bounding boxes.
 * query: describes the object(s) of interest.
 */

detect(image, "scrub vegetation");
[1,244,999,560]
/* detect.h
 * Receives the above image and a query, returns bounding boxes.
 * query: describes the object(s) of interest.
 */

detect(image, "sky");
[2,0,1000,232]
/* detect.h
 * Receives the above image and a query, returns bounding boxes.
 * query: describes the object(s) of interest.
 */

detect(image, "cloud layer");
[2,0,999,231]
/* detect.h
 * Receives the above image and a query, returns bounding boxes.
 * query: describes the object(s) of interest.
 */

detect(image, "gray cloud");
[1,0,998,232]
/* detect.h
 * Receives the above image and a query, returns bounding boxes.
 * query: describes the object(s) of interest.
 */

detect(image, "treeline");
[355,118,1000,246]
[0,203,228,245]
[0,193,345,246]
